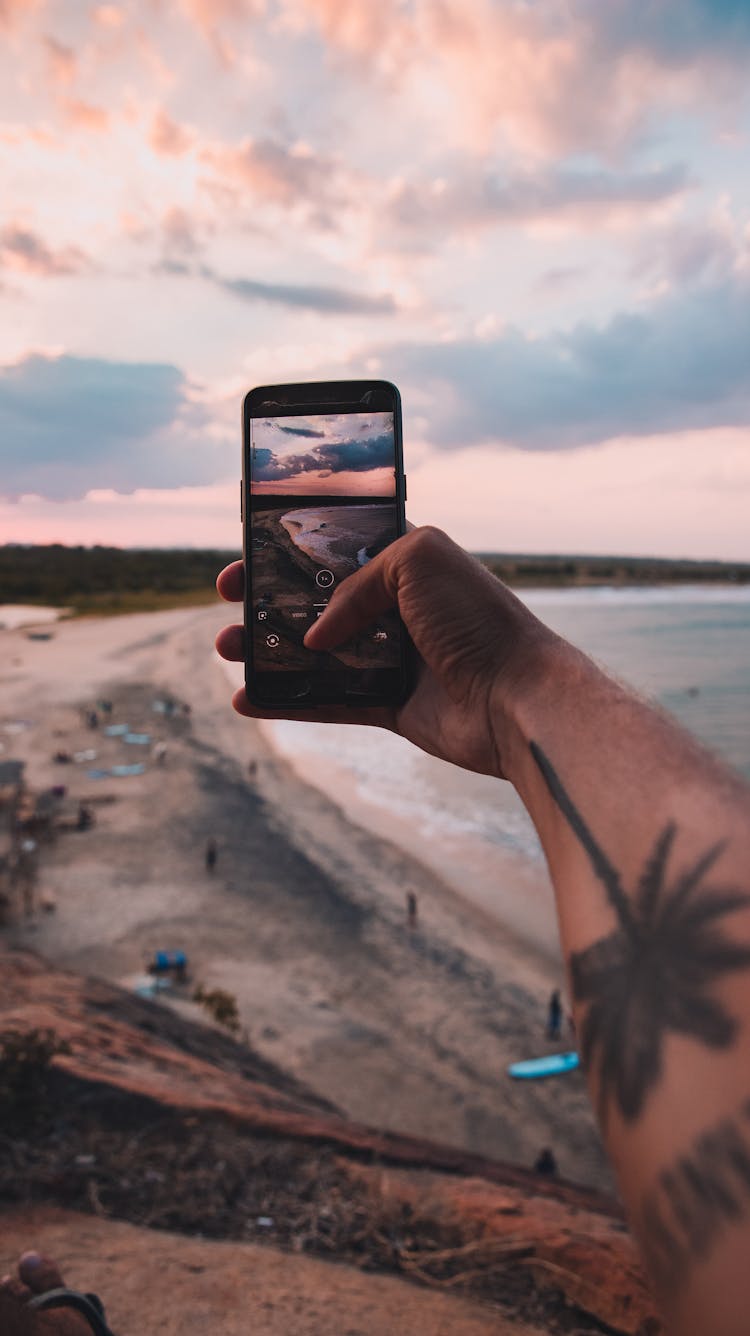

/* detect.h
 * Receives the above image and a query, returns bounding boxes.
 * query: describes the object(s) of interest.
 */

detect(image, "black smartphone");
[242,380,410,707]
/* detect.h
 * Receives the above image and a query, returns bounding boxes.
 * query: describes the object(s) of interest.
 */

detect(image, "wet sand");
[0,602,610,1190]
[280,504,396,576]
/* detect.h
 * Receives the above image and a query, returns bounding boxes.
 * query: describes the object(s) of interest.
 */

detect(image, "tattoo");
[637,1099,750,1292]
[530,742,750,1121]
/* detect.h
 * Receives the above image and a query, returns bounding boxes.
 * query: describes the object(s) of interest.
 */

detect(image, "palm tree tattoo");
[530,742,750,1123]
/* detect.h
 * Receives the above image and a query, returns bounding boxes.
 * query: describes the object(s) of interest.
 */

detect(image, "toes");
[18,1251,64,1293]
[216,561,244,602]
[1,1275,32,1301]
[215,624,244,661]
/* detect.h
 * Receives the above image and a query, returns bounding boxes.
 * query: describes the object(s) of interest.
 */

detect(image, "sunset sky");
[1,1,749,557]
[250,411,395,494]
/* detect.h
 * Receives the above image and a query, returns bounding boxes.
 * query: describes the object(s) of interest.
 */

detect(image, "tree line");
[1,544,748,616]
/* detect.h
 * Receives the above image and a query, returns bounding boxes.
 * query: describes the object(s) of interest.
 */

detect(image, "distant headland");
[477,552,750,588]
[1,543,748,617]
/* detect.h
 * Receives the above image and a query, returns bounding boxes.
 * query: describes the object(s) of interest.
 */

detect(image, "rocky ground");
[0,949,660,1335]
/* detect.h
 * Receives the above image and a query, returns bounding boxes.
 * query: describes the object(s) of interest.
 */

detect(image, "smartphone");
[242,380,410,707]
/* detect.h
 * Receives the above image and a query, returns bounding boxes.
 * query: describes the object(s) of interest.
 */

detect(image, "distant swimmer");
[406,890,418,930]
[205,837,218,873]
[546,988,562,1041]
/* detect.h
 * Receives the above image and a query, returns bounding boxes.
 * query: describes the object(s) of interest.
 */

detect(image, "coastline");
[0,603,609,1189]
[250,709,562,965]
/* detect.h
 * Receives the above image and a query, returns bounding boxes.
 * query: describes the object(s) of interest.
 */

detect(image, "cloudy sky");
[1,0,749,557]
[250,411,395,493]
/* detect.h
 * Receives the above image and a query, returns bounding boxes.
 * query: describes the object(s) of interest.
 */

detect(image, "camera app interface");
[249,411,401,673]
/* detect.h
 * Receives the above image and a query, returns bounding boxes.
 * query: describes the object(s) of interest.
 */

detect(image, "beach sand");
[0,602,610,1191]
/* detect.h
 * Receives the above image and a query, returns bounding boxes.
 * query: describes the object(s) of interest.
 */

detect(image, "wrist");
[489,627,586,786]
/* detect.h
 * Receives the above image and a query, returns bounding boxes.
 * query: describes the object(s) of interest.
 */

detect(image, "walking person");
[205,838,217,874]
[546,988,562,1041]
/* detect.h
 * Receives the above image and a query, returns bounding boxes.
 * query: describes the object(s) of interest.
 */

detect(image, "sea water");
[249,585,750,953]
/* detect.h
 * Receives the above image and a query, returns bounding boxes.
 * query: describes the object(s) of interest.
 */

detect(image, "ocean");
[247,585,750,957]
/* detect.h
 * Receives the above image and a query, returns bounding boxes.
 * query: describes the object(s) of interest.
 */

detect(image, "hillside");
[0,948,660,1335]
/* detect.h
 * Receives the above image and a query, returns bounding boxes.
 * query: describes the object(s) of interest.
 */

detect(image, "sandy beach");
[0,601,610,1191]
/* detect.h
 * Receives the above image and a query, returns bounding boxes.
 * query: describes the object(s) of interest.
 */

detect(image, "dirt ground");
[0,1206,550,1336]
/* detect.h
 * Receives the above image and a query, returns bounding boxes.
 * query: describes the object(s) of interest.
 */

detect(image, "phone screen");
[245,397,407,702]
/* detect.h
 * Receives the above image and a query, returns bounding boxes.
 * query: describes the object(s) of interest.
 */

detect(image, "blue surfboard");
[508,1051,579,1080]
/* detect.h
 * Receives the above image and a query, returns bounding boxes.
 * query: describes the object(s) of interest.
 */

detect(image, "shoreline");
[250,710,562,966]
[0,603,609,1189]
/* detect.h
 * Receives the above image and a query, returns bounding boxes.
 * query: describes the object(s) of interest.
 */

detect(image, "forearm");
[222,525,750,1330]
[496,641,750,1334]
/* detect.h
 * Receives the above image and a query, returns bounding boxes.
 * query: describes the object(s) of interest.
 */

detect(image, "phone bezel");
[242,380,409,708]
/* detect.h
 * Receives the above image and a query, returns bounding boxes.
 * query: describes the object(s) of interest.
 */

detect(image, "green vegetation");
[1,544,748,619]
[477,552,750,588]
[0,544,239,616]
[193,984,242,1034]
[0,1027,72,1128]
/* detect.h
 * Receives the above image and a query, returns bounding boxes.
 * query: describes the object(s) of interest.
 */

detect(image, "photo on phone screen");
[244,386,408,704]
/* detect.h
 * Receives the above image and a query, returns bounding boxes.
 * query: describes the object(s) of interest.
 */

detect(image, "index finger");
[217,560,244,602]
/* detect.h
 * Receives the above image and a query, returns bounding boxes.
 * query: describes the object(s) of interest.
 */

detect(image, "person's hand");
[215,527,559,779]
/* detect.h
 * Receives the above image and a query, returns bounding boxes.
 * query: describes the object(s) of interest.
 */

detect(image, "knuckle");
[409,525,450,558]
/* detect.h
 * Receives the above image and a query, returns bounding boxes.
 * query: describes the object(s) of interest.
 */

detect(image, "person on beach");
[406,889,418,930]
[216,527,750,1336]
[205,837,218,873]
[533,1147,558,1177]
[546,988,562,1041]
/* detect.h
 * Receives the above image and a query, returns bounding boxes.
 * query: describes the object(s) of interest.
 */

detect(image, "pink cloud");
[42,34,76,84]
[91,6,124,28]
[279,0,410,71]
[177,0,266,66]
[180,0,265,29]
[283,0,748,158]
[201,136,343,224]
[161,206,200,255]
[150,108,194,156]
[417,1,618,155]
[62,98,110,132]
[0,0,39,28]
[0,224,88,276]
[383,160,690,243]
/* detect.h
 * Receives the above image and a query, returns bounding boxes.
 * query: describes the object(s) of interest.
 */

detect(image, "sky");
[250,411,395,494]
[1,0,749,558]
